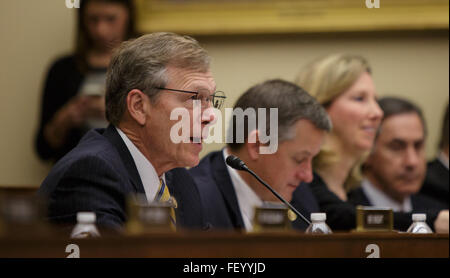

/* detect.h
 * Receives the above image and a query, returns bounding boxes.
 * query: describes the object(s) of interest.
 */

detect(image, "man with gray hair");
[189,79,331,231]
[38,32,222,231]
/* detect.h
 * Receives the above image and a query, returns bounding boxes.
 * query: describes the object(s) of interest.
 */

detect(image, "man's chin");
[397,179,422,189]
[399,187,421,196]
[182,155,200,168]
[394,183,421,197]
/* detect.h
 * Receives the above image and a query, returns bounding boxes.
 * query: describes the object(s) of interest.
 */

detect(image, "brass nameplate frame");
[356,206,393,232]
[126,195,175,234]
[252,202,291,232]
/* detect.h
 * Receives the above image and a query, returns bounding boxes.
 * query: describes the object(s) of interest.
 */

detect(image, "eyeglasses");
[155,87,226,109]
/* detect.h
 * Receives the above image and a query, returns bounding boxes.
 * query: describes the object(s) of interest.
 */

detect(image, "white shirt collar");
[223,148,263,231]
[438,151,449,170]
[116,127,164,203]
[361,178,412,212]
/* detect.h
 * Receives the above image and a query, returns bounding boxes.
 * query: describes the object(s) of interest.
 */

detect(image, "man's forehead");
[167,66,212,78]
[167,67,215,88]
[283,120,325,154]
[380,113,425,142]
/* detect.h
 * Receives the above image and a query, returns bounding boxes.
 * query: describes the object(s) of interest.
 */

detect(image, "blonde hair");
[295,54,371,190]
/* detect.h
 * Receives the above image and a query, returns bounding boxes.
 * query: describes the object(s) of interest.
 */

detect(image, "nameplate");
[0,189,49,236]
[252,202,291,232]
[356,206,393,232]
[126,195,175,234]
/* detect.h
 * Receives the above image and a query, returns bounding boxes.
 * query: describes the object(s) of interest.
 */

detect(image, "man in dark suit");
[348,97,448,232]
[189,80,332,231]
[420,104,449,208]
[38,32,222,231]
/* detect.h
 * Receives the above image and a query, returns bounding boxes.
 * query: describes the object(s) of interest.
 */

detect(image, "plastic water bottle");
[70,212,101,238]
[305,213,332,234]
[406,213,433,234]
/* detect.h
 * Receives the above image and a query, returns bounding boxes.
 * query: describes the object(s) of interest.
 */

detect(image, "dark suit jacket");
[348,184,446,231]
[308,173,357,231]
[306,172,445,231]
[37,125,204,230]
[188,150,319,231]
[420,159,449,208]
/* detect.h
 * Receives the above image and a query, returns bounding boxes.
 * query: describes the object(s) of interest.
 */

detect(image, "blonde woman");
[292,54,383,231]
[292,54,449,232]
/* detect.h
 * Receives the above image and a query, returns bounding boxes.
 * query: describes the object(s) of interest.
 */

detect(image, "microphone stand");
[243,166,311,226]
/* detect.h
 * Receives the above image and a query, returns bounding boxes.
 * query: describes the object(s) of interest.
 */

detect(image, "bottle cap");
[311,213,326,221]
[77,212,96,223]
[412,213,426,221]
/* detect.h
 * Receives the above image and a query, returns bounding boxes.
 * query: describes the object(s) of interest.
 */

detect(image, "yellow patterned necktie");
[155,178,177,225]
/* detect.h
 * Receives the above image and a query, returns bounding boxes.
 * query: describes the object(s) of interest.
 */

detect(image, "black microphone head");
[225,155,247,171]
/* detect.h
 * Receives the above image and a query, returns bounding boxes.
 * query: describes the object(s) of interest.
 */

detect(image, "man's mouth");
[287,183,299,189]
[398,174,420,182]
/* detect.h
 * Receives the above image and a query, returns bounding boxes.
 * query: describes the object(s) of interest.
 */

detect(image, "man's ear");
[126,89,150,126]
[246,130,261,160]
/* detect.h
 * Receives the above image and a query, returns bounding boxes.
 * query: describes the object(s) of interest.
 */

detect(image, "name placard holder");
[126,194,175,234]
[252,202,291,232]
[356,206,393,232]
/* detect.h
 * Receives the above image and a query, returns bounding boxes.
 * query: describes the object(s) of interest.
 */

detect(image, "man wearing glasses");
[38,32,224,231]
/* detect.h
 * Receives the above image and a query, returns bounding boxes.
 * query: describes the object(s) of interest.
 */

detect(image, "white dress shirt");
[361,178,412,212]
[223,148,263,231]
[438,151,449,170]
[116,127,164,202]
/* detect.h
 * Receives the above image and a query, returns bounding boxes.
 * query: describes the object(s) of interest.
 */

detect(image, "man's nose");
[296,162,313,183]
[404,147,420,169]
[201,107,216,124]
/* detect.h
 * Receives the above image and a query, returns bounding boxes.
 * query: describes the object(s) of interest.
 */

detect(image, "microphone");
[225,155,248,171]
[226,155,311,226]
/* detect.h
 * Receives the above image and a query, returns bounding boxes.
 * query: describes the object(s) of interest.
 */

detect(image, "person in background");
[292,54,448,232]
[420,104,449,208]
[38,32,219,231]
[348,97,448,230]
[35,0,136,162]
[189,79,331,231]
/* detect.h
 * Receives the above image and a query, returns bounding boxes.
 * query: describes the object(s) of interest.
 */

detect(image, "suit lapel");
[212,152,245,228]
[356,187,372,206]
[102,124,146,196]
[434,160,449,191]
